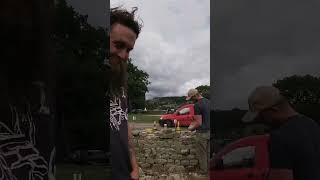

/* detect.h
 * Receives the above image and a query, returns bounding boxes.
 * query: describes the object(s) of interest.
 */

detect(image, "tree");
[273,75,320,105]
[54,0,107,159]
[196,85,210,99]
[127,59,150,109]
[273,75,320,124]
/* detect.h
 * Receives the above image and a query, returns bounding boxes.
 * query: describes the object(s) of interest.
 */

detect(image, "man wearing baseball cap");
[186,88,210,131]
[242,86,320,180]
[186,88,210,174]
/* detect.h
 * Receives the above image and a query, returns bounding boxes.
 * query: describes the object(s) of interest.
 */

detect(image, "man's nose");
[118,50,129,61]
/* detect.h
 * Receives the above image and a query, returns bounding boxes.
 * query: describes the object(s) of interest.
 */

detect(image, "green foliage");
[54,0,107,151]
[127,59,150,109]
[196,85,210,99]
[273,74,320,123]
[273,75,320,105]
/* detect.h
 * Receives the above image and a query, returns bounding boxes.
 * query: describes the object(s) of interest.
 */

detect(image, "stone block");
[187,155,195,159]
[146,158,154,164]
[190,159,198,166]
[141,163,151,168]
[152,164,163,172]
[181,160,189,166]
[180,149,189,155]
[158,159,167,164]
[189,149,197,155]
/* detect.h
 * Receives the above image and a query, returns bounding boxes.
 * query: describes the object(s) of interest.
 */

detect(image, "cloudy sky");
[65,0,320,110]
[66,0,210,99]
[110,0,210,99]
[213,0,320,110]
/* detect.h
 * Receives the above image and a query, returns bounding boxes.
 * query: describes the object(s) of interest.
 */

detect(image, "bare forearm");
[188,115,202,131]
[128,138,138,169]
[128,126,139,170]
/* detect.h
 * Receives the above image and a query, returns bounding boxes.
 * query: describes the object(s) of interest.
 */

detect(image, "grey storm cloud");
[111,0,210,100]
[212,0,320,110]
[66,0,107,27]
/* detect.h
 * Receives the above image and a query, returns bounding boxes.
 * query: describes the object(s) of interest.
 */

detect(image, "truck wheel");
[166,120,174,127]
[159,121,164,127]
[161,120,171,127]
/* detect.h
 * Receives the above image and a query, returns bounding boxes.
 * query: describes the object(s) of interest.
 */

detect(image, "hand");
[130,168,139,180]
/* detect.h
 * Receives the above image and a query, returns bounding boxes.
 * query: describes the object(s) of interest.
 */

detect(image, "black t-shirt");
[194,97,210,131]
[110,96,131,180]
[269,114,320,180]
[1,102,55,180]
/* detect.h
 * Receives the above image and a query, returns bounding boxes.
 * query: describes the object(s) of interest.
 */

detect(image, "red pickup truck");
[159,104,194,127]
[210,134,293,180]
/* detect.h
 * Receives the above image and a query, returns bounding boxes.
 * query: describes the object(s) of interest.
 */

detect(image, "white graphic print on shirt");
[110,97,128,131]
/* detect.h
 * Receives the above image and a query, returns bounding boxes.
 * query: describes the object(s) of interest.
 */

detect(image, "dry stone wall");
[132,128,208,179]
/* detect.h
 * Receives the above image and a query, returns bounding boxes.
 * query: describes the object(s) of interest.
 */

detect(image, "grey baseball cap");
[186,89,199,100]
[242,86,285,123]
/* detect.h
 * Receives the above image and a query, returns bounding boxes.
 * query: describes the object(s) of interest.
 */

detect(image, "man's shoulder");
[271,114,320,141]
[288,114,319,128]
[196,97,209,104]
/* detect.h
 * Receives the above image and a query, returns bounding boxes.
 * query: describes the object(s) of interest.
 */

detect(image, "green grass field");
[56,163,111,180]
[128,113,189,130]
[128,113,161,123]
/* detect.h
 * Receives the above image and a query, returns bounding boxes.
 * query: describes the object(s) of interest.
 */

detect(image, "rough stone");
[158,159,167,164]
[160,133,175,139]
[189,149,197,155]
[168,165,185,174]
[186,165,196,172]
[133,129,203,176]
[168,174,184,180]
[171,154,178,160]
[140,176,156,180]
[141,163,151,168]
[190,160,198,166]
[159,174,168,180]
[139,167,145,177]
[145,148,151,154]
[187,155,196,160]
[162,154,170,159]
[181,149,189,155]
[168,159,174,163]
[181,160,189,166]
[152,164,163,172]
[132,130,140,136]
[139,157,146,163]
[146,158,155,164]
[176,166,186,173]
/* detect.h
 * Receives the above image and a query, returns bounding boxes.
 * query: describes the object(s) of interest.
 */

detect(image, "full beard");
[108,55,128,98]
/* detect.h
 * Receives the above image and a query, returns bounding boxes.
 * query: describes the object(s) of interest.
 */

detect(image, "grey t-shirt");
[269,114,320,180]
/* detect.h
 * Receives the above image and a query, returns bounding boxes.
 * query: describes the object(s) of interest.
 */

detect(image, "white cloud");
[111,0,210,99]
